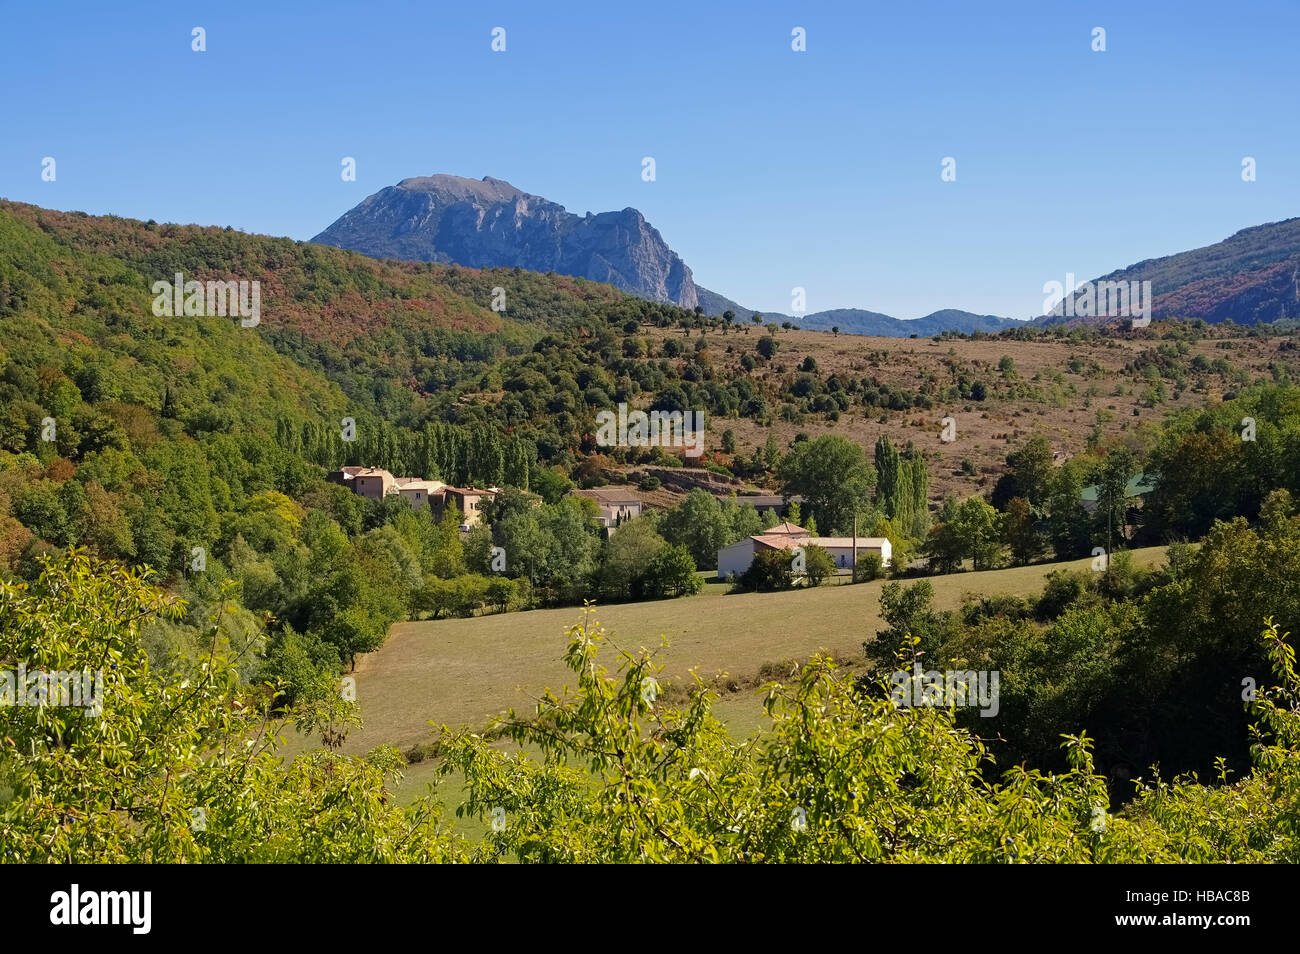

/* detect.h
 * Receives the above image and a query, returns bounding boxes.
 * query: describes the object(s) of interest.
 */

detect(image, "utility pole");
[853,512,858,578]
[1104,472,1118,589]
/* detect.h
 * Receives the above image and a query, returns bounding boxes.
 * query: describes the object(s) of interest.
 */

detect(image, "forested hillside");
[4,198,1300,766]
[0,200,707,698]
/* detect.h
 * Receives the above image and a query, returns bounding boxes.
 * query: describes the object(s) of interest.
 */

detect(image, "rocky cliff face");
[313,174,699,309]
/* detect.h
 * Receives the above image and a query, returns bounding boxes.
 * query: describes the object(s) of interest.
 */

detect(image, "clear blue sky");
[3,0,1297,319]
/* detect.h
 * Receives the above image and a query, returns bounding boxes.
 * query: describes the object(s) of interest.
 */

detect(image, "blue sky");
[2,0,1297,318]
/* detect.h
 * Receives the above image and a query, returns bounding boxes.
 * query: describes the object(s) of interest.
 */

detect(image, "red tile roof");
[765,522,807,535]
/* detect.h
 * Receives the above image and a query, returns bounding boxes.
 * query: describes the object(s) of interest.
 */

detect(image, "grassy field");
[323,546,1170,758]
[386,663,798,841]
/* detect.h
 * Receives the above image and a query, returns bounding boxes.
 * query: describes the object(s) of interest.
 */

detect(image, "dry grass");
[644,326,1300,502]
[326,546,1170,756]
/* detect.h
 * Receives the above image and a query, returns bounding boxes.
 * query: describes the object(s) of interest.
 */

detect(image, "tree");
[642,544,701,598]
[865,579,949,667]
[736,548,794,592]
[659,489,728,569]
[320,605,384,671]
[762,433,782,472]
[494,511,549,592]
[423,504,466,578]
[76,480,135,556]
[953,496,1003,570]
[13,485,72,547]
[995,434,1055,510]
[901,448,931,540]
[1047,464,1093,560]
[924,519,966,575]
[800,544,836,586]
[537,497,601,603]
[463,523,495,574]
[992,437,1038,509]
[448,605,1300,862]
[0,552,466,862]
[859,516,898,566]
[874,435,901,518]
[531,467,572,505]
[778,435,874,533]
[853,552,884,582]
[1145,429,1240,537]
[260,624,341,705]
[485,576,519,613]
[1096,446,1137,550]
[722,499,763,542]
[221,489,302,554]
[143,440,219,546]
[425,575,491,618]
[924,495,1001,572]
[597,519,666,601]
[131,504,175,572]
[1002,496,1043,566]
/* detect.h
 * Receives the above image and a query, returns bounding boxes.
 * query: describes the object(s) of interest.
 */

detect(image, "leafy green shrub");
[734,548,794,592]
[854,552,884,582]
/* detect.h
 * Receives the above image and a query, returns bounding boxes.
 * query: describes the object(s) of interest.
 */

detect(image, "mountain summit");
[313,174,700,309]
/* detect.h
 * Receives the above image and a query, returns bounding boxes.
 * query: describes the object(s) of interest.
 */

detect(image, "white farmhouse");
[717,522,892,580]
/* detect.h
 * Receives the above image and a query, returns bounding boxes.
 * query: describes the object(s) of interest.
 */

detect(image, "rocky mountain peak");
[313,175,699,309]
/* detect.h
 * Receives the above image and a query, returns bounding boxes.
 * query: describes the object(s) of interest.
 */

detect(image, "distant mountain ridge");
[691,292,1023,336]
[1037,217,1300,325]
[791,308,1023,336]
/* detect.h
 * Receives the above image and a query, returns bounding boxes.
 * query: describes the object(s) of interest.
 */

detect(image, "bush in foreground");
[3,551,1299,863]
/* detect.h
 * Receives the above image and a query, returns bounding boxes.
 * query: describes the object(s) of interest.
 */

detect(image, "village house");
[394,477,442,510]
[351,466,397,501]
[573,487,643,530]
[444,485,496,527]
[329,467,498,527]
[331,465,367,486]
[716,523,892,580]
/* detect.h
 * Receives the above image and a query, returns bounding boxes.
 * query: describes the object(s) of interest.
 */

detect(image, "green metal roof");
[1080,472,1156,503]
